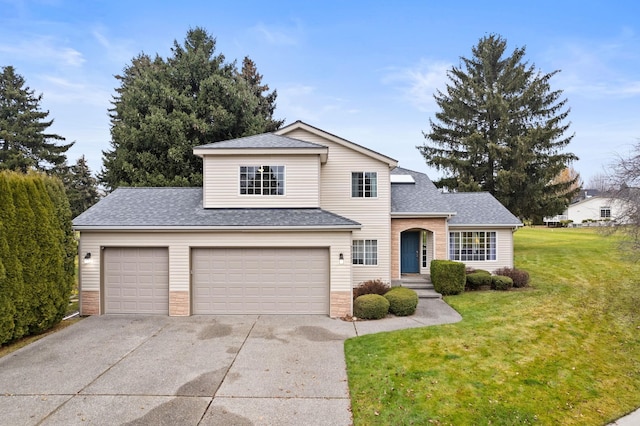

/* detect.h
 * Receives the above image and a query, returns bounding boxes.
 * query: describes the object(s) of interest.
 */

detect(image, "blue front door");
[401,232,420,273]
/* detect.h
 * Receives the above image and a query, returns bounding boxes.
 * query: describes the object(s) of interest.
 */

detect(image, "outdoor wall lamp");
[83,252,92,264]
[339,253,344,264]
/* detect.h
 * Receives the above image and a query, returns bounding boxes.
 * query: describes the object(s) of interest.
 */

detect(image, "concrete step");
[401,281,435,290]
[414,288,442,299]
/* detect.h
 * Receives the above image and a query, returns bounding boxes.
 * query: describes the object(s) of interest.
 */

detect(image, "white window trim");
[351,171,378,199]
[239,165,285,196]
[448,231,497,262]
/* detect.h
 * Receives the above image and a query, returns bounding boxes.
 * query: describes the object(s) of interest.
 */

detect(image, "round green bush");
[384,287,418,316]
[353,294,390,320]
[491,275,514,291]
[466,271,492,290]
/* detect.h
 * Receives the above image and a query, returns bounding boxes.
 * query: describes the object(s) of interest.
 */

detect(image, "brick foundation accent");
[169,291,190,316]
[391,218,448,279]
[330,290,352,318]
[80,290,100,315]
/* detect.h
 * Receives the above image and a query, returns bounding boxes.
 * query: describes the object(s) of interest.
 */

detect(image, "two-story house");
[74,121,521,318]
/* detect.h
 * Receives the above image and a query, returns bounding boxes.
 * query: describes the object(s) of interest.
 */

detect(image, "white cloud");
[383,60,451,112]
[91,27,136,64]
[0,36,85,67]
[250,21,302,46]
[542,30,640,100]
[277,83,359,122]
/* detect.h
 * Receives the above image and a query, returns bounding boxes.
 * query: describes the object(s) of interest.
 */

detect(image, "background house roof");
[391,167,522,226]
[194,133,327,150]
[73,188,361,229]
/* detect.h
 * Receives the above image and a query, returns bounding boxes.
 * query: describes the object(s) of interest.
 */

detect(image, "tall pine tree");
[101,27,283,190]
[0,66,73,173]
[61,155,100,218]
[419,34,578,222]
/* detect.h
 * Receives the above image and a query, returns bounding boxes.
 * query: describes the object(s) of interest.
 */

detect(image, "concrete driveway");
[0,299,462,425]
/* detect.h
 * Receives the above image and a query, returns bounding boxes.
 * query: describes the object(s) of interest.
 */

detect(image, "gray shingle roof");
[73,188,361,229]
[445,192,522,226]
[391,167,522,226]
[194,133,327,150]
[390,167,453,214]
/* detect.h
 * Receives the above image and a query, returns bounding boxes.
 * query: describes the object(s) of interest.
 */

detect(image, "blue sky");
[1,0,639,185]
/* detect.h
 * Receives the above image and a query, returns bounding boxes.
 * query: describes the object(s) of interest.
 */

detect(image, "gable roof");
[390,167,454,216]
[276,120,398,168]
[73,188,361,230]
[390,167,522,227]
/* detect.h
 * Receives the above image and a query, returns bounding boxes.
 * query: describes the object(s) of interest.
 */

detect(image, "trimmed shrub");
[353,279,390,301]
[491,275,514,291]
[353,294,390,320]
[466,271,492,291]
[384,287,418,316]
[431,260,466,295]
[494,267,530,288]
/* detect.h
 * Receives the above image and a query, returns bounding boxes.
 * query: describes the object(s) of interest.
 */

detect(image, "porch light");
[339,253,344,264]
[83,252,92,264]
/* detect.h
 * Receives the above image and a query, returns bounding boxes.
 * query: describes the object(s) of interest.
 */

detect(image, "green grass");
[345,227,640,425]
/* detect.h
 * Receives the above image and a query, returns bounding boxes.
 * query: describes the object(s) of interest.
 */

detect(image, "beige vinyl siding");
[78,230,352,295]
[283,128,392,284]
[447,227,515,272]
[202,154,320,208]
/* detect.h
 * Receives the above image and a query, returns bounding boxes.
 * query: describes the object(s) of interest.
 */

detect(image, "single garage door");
[103,247,169,314]
[192,248,329,314]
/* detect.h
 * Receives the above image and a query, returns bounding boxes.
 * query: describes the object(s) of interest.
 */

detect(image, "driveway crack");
[197,315,258,425]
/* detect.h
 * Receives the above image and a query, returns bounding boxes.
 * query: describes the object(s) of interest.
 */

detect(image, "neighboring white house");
[73,121,522,318]
[567,196,629,224]
[545,193,628,226]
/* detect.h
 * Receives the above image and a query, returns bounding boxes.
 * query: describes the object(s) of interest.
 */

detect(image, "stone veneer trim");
[80,290,100,315]
[169,290,190,316]
[330,290,352,318]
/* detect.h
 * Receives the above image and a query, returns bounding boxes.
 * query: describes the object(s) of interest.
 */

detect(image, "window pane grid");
[351,172,377,198]
[449,231,496,261]
[240,165,284,196]
[352,239,377,265]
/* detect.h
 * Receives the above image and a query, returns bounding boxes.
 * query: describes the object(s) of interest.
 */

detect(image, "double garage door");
[103,247,329,315]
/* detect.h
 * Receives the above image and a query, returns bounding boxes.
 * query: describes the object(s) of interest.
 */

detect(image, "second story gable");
[193,133,328,208]
[194,121,398,212]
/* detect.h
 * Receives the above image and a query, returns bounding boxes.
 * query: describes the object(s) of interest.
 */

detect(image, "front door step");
[392,275,441,299]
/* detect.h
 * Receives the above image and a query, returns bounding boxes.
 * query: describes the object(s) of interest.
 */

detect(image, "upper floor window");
[449,231,496,261]
[240,166,284,195]
[351,172,377,198]
[600,206,611,218]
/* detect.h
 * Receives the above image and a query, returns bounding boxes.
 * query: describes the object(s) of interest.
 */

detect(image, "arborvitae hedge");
[0,171,76,345]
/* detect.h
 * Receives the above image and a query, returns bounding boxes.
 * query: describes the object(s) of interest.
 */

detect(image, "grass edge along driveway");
[345,227,640,425]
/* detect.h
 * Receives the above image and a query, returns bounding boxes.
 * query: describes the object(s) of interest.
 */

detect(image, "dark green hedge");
[431,260,466,295]
[0,172,75,345]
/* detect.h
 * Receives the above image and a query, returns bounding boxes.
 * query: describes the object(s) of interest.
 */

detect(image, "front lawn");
[345,227,640,425]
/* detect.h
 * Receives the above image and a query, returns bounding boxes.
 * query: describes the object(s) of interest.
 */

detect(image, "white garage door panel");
[192,248,329,314]
[104,248,169,314]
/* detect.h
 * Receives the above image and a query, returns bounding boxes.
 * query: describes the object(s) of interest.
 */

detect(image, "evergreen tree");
[62,155,100,218]
[419,34,579,221]
[101,27,283,190]
[0,66,73,172]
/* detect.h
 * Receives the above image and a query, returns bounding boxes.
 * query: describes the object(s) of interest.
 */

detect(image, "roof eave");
[448,223,524,228]
[73,224,361,232]
[193,147,329,163]
[391,212,457,218]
